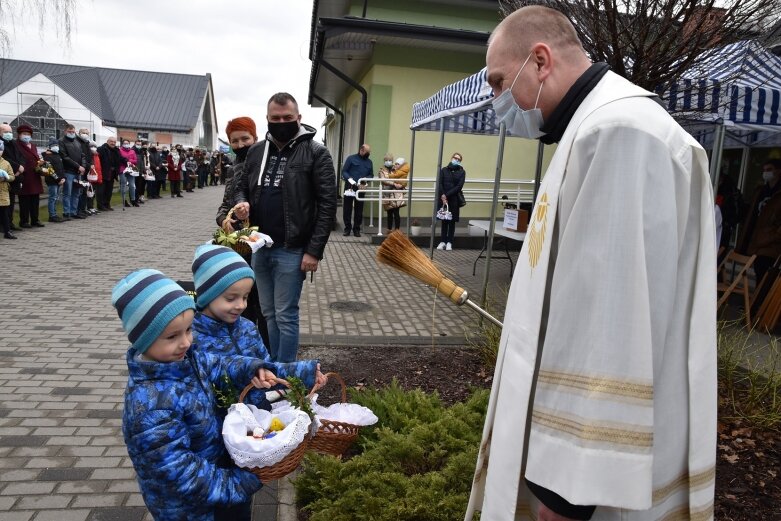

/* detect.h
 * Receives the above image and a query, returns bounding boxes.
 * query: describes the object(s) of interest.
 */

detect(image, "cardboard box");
[504,208,529,233]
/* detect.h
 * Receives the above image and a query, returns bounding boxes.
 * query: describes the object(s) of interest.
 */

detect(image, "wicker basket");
[308,372,361,457]
[237,379,310,482]
[224,208,252,256]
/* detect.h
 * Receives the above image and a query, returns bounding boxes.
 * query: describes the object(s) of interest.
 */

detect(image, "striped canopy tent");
[659,40,781,186]
[410,67,501,134]
[661,39,781,132]
[408,68,543,309]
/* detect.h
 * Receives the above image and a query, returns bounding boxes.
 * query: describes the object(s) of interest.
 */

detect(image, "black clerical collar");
[539,62,610,145]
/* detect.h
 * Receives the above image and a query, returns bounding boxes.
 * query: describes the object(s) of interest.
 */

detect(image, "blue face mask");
[65,132,76,139]
[450,159,461,166]
[50,146,60,153]
[1,132,12,141]
[491,52,545,140]
[20,135,32,143]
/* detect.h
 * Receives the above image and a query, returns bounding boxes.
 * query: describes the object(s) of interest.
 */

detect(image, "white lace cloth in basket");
[222,403,311,469]
[310,394,378,430]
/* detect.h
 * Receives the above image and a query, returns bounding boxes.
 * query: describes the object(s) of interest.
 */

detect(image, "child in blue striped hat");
[113,268,278,521]
[191,244,327,410]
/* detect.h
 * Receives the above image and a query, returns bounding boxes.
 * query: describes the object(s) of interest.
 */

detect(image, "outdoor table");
[468,220,526,276]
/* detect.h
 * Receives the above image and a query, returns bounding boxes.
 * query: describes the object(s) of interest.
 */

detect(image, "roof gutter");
[319,58,367,147]
[317,16,490,45]
[312,93,345,181]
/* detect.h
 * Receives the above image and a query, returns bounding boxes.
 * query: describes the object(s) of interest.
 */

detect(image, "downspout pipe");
[320,58,368,146]
[312,93,345,183]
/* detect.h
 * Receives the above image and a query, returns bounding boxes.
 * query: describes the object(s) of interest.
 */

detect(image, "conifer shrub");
[294,384,489,520]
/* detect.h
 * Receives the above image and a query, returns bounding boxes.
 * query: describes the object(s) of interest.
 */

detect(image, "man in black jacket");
[59,124,91,219]
[97,137,121,211]
[233,92,336,362]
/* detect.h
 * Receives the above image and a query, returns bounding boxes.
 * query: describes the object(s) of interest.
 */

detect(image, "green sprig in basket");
[213,207,258,256]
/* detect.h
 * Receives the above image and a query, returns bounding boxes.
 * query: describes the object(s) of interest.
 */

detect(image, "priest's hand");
[538,504,577,521]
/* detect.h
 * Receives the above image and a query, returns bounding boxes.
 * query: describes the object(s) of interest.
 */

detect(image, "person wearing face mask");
[0,140,17,238]
[213,117,270,348]
[59,124,91,219]
[436,152,465,251]
[147,144,162,199]
[232,92,336,363]
[340,144,373,237]
[468,7,717,521]
[97,137,122,211]
[41,137,66,222]
[133,140,148,204]
[86,142,103,215]
[0,123,24,231]
[378,154,407,233]
[15,124,44,228]
[166,145,183,198]
[74,128,94,217]
[737,159,781,284]
[118,139,139,207]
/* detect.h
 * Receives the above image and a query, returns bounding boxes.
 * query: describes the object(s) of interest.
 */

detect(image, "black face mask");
[233,146,249,162]
[268,121,299,143]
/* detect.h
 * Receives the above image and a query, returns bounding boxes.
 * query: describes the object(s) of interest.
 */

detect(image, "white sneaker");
[446,243,453,251]
[436,242,446,250]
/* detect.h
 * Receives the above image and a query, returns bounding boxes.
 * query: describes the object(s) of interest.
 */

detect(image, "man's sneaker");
[446,243,453,251]
[436,242,446,250]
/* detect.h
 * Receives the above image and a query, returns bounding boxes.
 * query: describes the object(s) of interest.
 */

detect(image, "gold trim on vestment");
[652,466,716,504]
[532,408,653,448]
[658,501,714,521]
[537,369,654,402]
[527,192,548,268]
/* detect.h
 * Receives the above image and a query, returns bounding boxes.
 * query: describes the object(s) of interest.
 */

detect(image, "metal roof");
[0,59,210,132]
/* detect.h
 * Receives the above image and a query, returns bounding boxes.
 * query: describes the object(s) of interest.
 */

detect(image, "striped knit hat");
[192,244,255,311]
[111,269,196,353]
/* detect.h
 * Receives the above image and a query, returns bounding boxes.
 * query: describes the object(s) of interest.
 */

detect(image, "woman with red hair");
[215,116,267,346]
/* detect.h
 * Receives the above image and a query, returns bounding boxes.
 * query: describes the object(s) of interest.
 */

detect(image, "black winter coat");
[59,136,91,173]
[41,150,65,186]
[1,137,23,193]
[216,160,245,227]
[438,163,466,220]
[234,124,336,260]
[97,144,122,183]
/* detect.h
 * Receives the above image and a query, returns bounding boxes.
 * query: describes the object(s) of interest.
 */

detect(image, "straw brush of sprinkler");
[376,231,503,327]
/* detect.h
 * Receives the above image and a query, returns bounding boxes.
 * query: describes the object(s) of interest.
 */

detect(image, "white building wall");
[0,73,116,143]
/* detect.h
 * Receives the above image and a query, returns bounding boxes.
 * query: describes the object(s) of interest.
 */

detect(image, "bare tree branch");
[0,0,79,57]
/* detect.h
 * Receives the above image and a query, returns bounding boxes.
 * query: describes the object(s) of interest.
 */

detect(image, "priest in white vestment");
[466,6,717,521]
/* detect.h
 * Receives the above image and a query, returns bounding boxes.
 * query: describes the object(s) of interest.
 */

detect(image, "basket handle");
[238,376,290,403]
[307,372,346,403]
[226,206,250,229]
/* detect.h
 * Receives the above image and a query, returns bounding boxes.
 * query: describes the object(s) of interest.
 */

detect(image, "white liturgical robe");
[466,71,717,521]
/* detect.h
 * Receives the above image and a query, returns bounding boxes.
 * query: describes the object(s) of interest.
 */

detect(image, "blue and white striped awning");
[661,40,781,132]
[411,68,502,134]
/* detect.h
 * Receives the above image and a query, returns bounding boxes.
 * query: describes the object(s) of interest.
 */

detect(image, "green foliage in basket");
[293,383,488,521]
[284,376,316,422]
[212,225,259,247]
[212,371,240,411]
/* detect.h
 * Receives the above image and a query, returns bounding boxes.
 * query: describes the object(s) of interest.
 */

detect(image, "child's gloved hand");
[315,363,327,387]
[0,170,8,180]
[252,368,277,389]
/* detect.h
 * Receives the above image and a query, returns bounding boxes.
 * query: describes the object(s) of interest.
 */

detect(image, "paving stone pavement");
[0,186,515,520]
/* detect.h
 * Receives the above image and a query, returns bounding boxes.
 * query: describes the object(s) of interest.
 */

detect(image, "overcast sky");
[3,0,327,142]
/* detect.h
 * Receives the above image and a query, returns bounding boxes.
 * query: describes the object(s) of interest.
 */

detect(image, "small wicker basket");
[307,372,361,458]
[224,207,252,256]
[237,379,310,482]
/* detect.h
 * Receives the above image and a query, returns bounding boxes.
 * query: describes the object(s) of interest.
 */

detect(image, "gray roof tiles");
[0,58,209,132]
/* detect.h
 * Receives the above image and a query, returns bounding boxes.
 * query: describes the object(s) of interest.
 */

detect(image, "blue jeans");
[252,247,305,362]
[47,184,59,218]
[118,173,136,202]
[63,173,77,216]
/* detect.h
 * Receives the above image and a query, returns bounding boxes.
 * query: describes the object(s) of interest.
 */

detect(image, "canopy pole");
[709,120,726,190]
[429,119,446,259]
[533,140,544,204]
[406,130,416,236]
[480,122,507,317]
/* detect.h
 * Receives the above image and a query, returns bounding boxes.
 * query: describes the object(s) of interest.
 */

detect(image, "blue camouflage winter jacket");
[122,346,267,521]
[192,313,318,410]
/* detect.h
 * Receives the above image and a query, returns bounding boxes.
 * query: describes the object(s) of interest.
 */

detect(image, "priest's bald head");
[486,6,592,123]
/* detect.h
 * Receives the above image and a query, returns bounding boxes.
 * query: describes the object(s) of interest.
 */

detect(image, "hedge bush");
[293,381,488,521]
